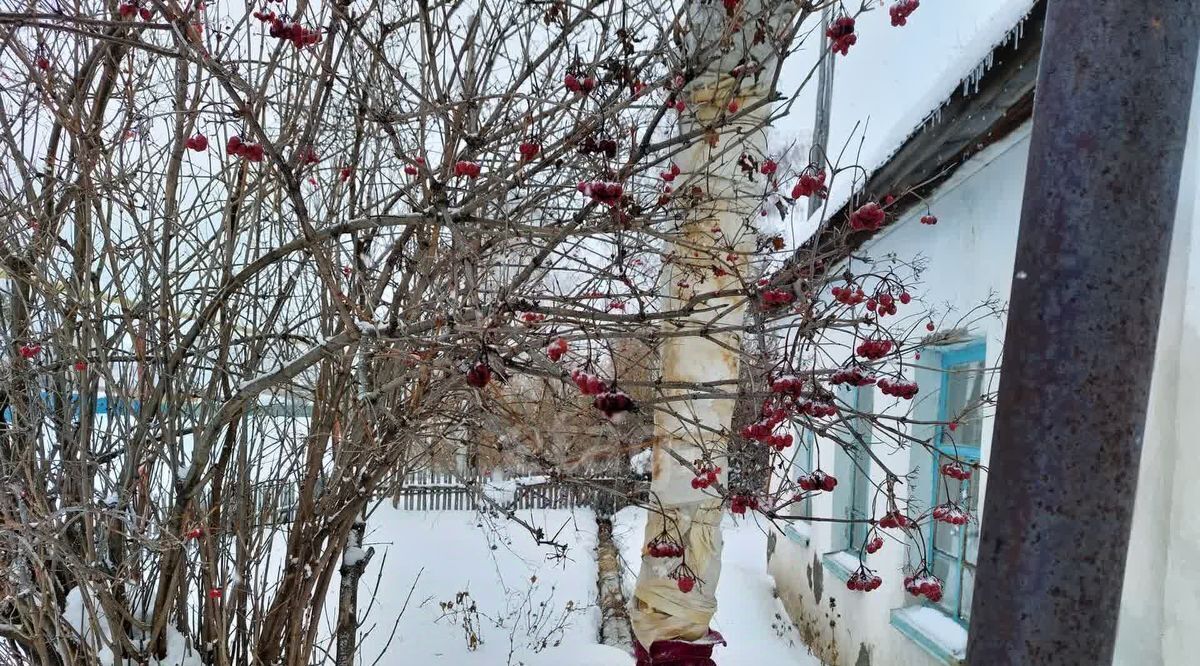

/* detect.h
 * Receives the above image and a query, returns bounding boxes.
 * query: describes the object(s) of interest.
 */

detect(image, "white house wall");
[768,65,1200,663]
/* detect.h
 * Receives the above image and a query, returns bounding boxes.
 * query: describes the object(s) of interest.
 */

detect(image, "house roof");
[778,0,1046,277]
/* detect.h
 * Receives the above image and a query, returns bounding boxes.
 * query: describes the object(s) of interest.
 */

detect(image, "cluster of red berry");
[571,370,608,395]
[831,284,867,305]
[847,570,883,592]
[660,163,681,182]
[878,377,919,399]
[792,167,828,198]
[518,141,540,161]
[932,504,969,525]
[648,536,684,558]
[761,288,795,308]
[296,146,319,165]
[454,160,482,178]
[185,134,208,152]
[226,136,265,162]
[721,0,740,17]
[564,73,597,94]
[593,390,635,418]
[117,1,153,20]
[577,181,625,206]
[855,338,894,360]
[878,510,913,529]
[578,135,618,158]
[797,399,837,418]
[403,157,425,175]
[729,494,759,515]
[519,312,545,326]
[797,470,837,492]
[865,536,884,554]
[759,159,778,176]
[691,461,721,489]
[770,375,804,397]
[827,16,857,55]
[546,338,568,361]
[465,362,492,388]
[254,12,322,49]
[904,573,944,602]
[866,292,904,317]
[18,343,41,359]
[849,202,886,231]
[740,405,792,450]
[940,462,973,480]
[829,368,877,387]
[675,575,696,593]
[920,214,938,225]
[890,0,920,27]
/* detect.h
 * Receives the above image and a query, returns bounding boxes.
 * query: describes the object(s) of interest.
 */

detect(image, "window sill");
[890,606,967,666]
[821,551,860,582]
[781,522,811,548]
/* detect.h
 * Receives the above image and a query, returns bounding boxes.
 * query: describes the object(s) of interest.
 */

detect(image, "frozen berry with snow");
[546,338,568,362]
[849,202,886,232]
[465,362,492,388]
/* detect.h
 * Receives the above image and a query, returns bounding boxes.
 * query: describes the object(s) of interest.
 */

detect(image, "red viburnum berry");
[866,536,884,554]
[578,181,624,206]
[571,370,608,396]
[185,134,208,152]
[226,135,244,155]
[727,99,740,113]
[19,343,41,359]
[920,214,938,225]
[339,167,354,182]
[208,587,222,599]
[661,163,681,182]
[941,462,973,481]
[118,2,137,19]
[878,377,919,400]
[454,160,481,178]
[899,291,912,305]
[139,6,153,20]
[730,494,759,515]
[761,288,794,308]
[74,360,88,371]
[855,338,894,360]
[847,570,882,592]
[518,141,540,161]
[926,321,936,332]
[546,338,568,362]
[593,390,635,419]
[791,167,828,199]
[849,202,886,232]
[676,576,696,593]
[465,362,492,388]
[35,55,50,70]
[770,374,804,397]
[826,16,857,55]
[759,159,778,176]
[890,0,920,27]
[879,510,913,529]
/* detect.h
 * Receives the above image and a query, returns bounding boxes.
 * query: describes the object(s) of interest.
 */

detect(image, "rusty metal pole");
[967,2,1199,665]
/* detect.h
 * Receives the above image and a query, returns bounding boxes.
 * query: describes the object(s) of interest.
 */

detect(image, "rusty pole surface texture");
[967,1,1199,665]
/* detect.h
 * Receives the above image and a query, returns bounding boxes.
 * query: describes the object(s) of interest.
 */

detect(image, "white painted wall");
[768,61,1200,663]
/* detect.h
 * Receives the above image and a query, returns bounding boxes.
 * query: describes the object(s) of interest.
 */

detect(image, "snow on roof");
[776,0,1039,244]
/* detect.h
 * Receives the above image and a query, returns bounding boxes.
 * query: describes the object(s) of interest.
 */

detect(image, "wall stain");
[856,643,871,666]
[811,552,824,603]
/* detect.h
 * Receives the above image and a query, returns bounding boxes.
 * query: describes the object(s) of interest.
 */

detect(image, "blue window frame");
[791,426,817,518]
[832,385,873,550]
[927,342,987,626]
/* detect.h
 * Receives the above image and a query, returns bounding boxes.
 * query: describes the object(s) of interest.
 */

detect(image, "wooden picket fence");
[228,472,644,526]
[390,471,642,512]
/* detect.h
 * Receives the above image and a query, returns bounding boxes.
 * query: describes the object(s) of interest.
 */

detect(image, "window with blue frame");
[791,426,816,518]
[833,385,873,551]
[928,342,987,625]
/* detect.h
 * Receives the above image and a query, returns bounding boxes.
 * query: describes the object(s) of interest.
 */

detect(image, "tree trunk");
[629,2,790,660]
[335,513,373,666]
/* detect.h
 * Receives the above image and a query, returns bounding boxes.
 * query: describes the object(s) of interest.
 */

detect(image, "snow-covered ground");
[343,508,601,665]
[611,507,823,666]
[342,505,821,665]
